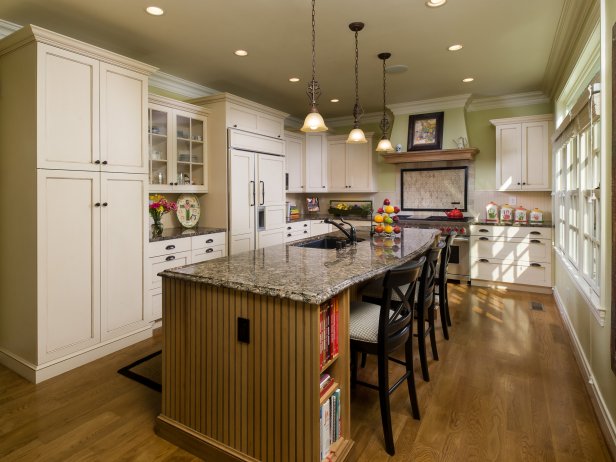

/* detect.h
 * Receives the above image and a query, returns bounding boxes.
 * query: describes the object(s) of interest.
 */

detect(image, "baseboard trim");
[0,327,153,383]
[553,288,616,459]
[471,279,552,294]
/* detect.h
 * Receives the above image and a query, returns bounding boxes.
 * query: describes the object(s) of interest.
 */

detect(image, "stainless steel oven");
[397,215,471,282]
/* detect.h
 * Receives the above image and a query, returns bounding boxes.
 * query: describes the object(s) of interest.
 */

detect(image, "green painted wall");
[465,103,553,191]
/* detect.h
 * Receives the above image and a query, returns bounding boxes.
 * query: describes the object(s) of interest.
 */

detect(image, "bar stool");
[436,231,456,340]
[349,257,425,456]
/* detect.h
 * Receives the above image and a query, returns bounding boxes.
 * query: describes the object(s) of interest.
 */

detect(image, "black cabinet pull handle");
[249,180,255,206]
[530,239,541,244]
[287,233,292,237]
[530,231,541,235]
[165,256,175,261]
[233,124,237,128]
[169,182,173,185]
[260,180,265,205]
[517,182,521,185]
[102,160,108,165]
[206,248,214,253]
[479,229,489,233]
[304,230,308,234]
[102,202,108,207]
[166,245,175,250]
[530,263,542,267]
[94,202,101,207]
[303,223,308,227]
[479,237,489,241]
[287,226,292,230]
[94,160,101,165]
[479,258,489,263]
[206,238,214,244]
[522,182,526,185]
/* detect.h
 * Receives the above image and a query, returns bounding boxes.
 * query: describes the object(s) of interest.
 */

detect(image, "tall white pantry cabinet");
[0,26,157,383]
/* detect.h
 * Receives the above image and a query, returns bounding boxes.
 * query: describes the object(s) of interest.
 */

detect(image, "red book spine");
[319,307,324,367]
[333,297,339,356]
[326,303,331,363]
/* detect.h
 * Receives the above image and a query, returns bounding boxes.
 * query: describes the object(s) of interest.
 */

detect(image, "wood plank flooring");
[0,285,612,461]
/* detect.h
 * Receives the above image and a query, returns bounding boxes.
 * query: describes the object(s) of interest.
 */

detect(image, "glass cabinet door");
[149,106,172,188]
[175,111,206,188]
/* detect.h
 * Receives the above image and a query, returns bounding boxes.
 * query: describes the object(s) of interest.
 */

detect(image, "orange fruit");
[384,225,393,234]
[374,214,384,223]
[384,205,394,214]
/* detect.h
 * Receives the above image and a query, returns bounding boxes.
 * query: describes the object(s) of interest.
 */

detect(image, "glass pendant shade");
[301,106,328,132]
[376,136,394,152]
[347,127,367,143]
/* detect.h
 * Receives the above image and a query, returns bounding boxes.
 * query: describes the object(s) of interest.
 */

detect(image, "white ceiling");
[0,0,568,119]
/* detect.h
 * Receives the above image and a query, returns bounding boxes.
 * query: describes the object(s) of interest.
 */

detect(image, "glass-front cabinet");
[148,95,209,193]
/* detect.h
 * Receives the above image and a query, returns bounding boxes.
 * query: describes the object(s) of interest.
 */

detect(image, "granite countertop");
[160,227,439,305]
[149,227,226,243]
[472,221,553,228]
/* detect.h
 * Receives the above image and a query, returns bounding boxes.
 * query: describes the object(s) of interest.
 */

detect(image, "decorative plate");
[176,194,200,228]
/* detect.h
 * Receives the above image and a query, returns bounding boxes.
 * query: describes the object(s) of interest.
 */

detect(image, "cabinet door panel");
[37,170,100,361]
[100,173,147,339]
[285,135,304,192]
[305,134,327,191]
[258,153,285,206]
[231,233,254,255]
[347,142,372,191]
[100,63,148,173]
[522,121,549,190]
[495,124,521,190]
[230,150,255,238]
[228,104,258,132]
[257,113,283,139]
[257,228,284,249]
[327,141,347,191]
[37,44,99,171]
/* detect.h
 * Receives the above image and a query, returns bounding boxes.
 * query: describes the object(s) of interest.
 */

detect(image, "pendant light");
[346,22,367,144]
[376,52,394,152]
[300,0,328,132]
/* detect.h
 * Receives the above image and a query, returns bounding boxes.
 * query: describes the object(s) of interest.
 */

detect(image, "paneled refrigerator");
[228,129,286,255]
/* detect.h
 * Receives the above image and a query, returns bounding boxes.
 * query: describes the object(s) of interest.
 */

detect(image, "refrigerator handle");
[249,180,255,206]
[259,180,265,205]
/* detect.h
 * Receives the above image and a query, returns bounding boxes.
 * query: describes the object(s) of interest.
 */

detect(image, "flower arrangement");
[149,194,177,234]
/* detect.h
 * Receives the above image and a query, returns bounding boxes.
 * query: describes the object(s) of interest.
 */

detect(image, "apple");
[377,207,384,213]
[393,206,400,213]
[383,198,391,205]
[392,215,399,222]
[393,226,401,234]
[375,225,384,233]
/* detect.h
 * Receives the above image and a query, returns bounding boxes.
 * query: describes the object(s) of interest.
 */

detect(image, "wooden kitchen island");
[156,228,438,462]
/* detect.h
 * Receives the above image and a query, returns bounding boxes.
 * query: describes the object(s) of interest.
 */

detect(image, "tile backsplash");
[472,190,552,221]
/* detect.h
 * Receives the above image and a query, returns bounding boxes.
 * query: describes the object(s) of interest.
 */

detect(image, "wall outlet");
[508,196,517,205]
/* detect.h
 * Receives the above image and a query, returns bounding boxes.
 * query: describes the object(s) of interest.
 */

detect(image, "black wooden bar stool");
[349,257,425,456]
[436,231,456,340]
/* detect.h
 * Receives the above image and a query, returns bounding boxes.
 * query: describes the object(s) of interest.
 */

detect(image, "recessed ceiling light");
[330,99,340,103]
[448,44,463,51]
[289,77,300,82]
[425,0,447,7]
[146,6,164,16]
[462,77,474,83]
[234,50,248,57]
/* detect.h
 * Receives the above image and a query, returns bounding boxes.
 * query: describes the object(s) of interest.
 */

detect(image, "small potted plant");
[149,194,177,236]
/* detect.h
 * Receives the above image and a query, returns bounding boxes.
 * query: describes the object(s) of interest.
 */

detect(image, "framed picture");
[407,111,444,151]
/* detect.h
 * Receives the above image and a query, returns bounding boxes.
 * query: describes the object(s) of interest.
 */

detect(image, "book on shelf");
[320,387,342,460]
[319,297,339,369]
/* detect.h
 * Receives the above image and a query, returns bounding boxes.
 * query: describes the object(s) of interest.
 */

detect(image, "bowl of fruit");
[373,198,401,236]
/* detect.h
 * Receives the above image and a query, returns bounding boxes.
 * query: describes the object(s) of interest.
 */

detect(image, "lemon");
[374,214,384,223]
[384,225,393,234]
[384,205,394,214]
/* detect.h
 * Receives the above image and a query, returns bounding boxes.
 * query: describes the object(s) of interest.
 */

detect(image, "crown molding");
[542,0,600,98]
[148,71,219,99]
[466,91,551,112]
[0,19,21,38]
[324,112,384,128]
[386,94,471,116]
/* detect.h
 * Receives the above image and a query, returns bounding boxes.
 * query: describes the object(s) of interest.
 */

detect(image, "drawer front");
[505,227,552,239]
[310,221,331,237]
[149,251,191,289]
[285,221,310,233]
[284,229,311,242]
[470,225,506,238]
[192,232,226,249]
[471,258,552,287]
[149,238,191,257]
[471,236,551,263]
[191,244,226,264]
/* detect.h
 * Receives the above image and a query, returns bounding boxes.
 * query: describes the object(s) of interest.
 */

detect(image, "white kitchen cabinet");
[327,134,374,192]
[284,220,311,242]
[310,220,332,237]
[305,133,328,192]
[37,43,150,174]
[0,25,155,383]
[491,115,553,191]
[470,225,552,288]
[284,131,305,192]
[148,95,210,193]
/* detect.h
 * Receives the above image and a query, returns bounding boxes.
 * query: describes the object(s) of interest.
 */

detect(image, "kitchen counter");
[149,226,226,242]
[472,221,553,228]
[160,227,438,305]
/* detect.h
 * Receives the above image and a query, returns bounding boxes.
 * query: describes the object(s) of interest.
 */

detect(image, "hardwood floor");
[0,285,611,461]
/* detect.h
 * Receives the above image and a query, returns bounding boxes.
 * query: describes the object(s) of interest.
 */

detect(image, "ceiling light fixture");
[376,52,394,153]
[346,22,367,144]
[234,50,248,56]
[289,77,300,82]
[330,99,340,103]
[448,44,463,51]
[462,77,474,83]
[425,0,447,7]
[145,6,164,16]
[300,0,328,132]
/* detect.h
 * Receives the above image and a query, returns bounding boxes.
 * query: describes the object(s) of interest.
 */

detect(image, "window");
[553,81,601,308]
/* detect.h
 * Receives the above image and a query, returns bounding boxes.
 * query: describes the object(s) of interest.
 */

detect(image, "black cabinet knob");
[94,202,101,207]
[206,248,214,253]
[166,245,175,250]
[165,255,175,261]
[94,160,101,165]
[102,202,108,207]
[102,160,108,165]
[206,238,214,244]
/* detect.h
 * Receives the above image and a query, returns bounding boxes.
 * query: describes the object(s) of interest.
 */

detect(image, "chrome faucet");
[325,217,357,244]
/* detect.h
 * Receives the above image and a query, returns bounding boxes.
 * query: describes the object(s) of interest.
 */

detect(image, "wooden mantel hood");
[380,148,479,163]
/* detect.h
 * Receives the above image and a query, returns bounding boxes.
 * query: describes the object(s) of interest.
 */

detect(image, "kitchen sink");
[292,236,365,249]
